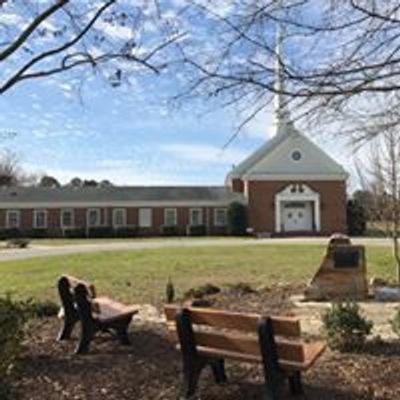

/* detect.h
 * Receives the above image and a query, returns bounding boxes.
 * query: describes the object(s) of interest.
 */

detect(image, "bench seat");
[93,297,139,323]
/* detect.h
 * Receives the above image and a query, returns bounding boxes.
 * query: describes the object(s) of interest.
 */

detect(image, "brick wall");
[0,206,228,236]
[247,180,347,235]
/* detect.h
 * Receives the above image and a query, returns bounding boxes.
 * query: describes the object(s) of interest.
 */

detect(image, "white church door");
[281,201,313,232]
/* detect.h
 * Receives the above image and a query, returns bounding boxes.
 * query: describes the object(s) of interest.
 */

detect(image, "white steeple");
[273,3,294,136]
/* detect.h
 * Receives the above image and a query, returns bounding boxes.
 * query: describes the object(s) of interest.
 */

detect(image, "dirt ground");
[13,286,400,400]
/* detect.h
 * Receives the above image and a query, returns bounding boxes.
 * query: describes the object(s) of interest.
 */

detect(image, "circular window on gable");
[291,150,302,162]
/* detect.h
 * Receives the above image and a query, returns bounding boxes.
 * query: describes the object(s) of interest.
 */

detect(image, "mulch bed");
[12,286,400,399]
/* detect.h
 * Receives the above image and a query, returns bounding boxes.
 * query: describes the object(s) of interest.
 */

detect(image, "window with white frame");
[189,208,203,226]
[164,208,177,226]
[139,208,152,227]
[113,208,126,227]
[61,209,74,228]
[214,208,227,226]
[87,208,101,227]
[33,210,47,229]
[6,210,20,229]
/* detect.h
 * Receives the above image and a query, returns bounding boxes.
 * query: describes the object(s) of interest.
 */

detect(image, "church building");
[0,21,348,238]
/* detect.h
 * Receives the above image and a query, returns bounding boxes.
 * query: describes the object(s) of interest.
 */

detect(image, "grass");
[0,244,396,305]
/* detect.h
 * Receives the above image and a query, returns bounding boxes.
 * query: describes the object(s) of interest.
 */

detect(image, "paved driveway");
[0,237,392,262]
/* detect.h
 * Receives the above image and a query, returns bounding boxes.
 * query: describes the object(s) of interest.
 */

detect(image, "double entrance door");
[281,201,313,232]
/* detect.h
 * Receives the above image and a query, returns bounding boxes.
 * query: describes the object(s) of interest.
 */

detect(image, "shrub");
[87,227,114,238]
[165,278,175,303]
[0,296,31,398]
[184,283,221,299]
[227,202,247,236]
[27,299,59,318]
[160,225,181,236]
[186,225,207,236]
[26,229,49,239]
[6,238,30,248]
[322,302,373,352]
[347,199,367,236]
[114,226,138,238]
[227,282,255,295]
[63,228,86,238]
[0,229,22,240]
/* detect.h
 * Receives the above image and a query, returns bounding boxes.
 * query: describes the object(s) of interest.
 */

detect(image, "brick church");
[0,109,348,237]
[0,23,347,237]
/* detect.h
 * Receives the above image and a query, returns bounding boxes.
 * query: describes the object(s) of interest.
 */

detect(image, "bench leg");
[116,326,131,345]
[75,324,94,354]
[182,363,204,400]
[258,317,285,400]
[57,317,77,341]
[288,371,303,396]
[211,359,227,384]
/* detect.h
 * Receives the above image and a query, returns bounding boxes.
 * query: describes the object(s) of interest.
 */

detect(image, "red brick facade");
[0,206,228,236]
[246,180,347,235]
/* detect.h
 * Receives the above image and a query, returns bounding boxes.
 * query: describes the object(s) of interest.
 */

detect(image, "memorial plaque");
[333,249,360,269]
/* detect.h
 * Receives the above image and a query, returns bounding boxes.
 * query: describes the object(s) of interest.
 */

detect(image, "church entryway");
[281,201,313,232]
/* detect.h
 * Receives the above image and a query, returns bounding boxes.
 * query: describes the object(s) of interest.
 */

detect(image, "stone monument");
[304,234,368,301]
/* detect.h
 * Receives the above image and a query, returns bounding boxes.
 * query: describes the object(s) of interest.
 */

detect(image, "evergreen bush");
[322,302,372,352]
[347,199,367,236]
[227,202,247,236]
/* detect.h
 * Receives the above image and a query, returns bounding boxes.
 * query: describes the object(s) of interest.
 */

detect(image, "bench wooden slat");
[94,297,139,323]
[194,342,325,371]
[164,304,301,337]
[167,326,307,364]
[61,274,96,297]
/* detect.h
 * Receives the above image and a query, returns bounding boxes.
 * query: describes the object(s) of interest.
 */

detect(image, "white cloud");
[23,164,190,186]
[94,20,133,41]
[241,109,274,140]
[160,143,248,164]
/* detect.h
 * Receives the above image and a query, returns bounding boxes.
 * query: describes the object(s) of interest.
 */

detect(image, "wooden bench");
[165,304,325,400]
[57,275,138,354]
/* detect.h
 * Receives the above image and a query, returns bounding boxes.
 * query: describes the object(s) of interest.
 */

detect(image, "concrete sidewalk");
[0,237,392,262]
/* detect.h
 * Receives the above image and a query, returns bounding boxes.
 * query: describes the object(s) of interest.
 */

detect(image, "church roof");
[227,125,348,181]
[0,186,245,206]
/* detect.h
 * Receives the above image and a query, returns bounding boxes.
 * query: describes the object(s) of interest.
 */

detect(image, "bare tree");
[0,149,20,185]
[361,131,400,282]
[0,1,183,94]
[175,1,400,142]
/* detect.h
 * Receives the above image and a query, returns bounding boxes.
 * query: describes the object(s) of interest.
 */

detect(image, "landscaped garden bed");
[11,284,400,400]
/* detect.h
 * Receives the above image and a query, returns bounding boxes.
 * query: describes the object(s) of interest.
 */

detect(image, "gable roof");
[227,126,348,181]
[0,186,246,207]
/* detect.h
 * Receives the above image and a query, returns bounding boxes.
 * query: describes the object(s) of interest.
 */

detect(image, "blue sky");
[0,74,354,186]
[0,0,355,187]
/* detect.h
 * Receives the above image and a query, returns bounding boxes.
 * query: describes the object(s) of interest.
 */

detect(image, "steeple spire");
[273,2,293,136]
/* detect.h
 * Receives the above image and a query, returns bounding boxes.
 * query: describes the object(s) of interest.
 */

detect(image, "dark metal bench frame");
[175,308,303,400]
[57,276,134,354]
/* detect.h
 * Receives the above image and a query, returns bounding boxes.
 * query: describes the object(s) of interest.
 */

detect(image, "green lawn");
[0,244,396,305]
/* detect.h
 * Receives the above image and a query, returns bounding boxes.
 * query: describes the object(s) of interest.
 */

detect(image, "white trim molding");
[275,184,320,233]
[214,208,227,227]
[138,208,152,228]
[189,208,203,226]
[33,209,48,229]
[164,208,177,226]
[60,208,75,229]
[6,209,20,229]
[86,208,101,227]
[243,174,348,181]
[112,208,127,227]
